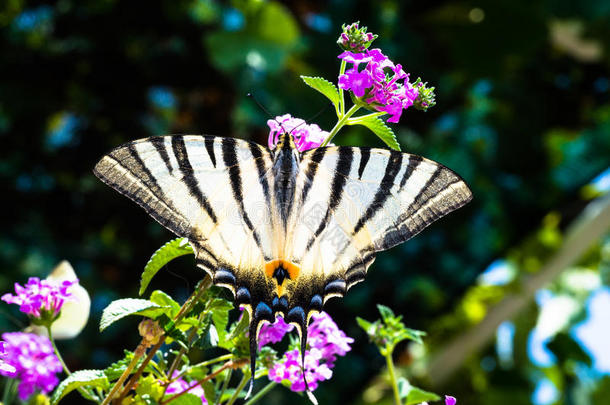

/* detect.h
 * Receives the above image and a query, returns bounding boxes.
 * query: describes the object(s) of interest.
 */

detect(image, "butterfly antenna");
[247,92,290,139]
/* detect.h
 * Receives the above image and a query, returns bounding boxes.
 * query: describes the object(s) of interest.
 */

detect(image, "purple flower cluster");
[258,316,294,349]
[165,371,207,404]
[267,114,330,152]
[265,312,354,392]
[0,341,17,375]
[338,49,419,123]
[0,332,63,400]
[2,277,76,321]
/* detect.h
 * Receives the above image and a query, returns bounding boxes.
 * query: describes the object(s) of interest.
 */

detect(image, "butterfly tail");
[245,319,258,400]
[298,319,318,405]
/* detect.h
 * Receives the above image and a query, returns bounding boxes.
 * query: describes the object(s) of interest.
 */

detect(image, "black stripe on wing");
[353,150,403,234]
[221,137,266,258]
[305,147,354,252]
[171,136,218,224]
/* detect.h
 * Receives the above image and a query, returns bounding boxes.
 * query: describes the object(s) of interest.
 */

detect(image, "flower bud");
[138,319,163,346]
[337,21,377,52]
[413,78,437,111]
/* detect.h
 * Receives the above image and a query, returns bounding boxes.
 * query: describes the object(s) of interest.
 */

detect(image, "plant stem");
[114,276,212,403]
[322,104,361,147]
[2,378,17,405]
[47,326,100,402]
[338,59,347,117]
[46,326,71,375]
[384,349,402,405]
[225,370,250,405]
[243,381,276,405]
[215,367,232,405]
[101,342,148,405]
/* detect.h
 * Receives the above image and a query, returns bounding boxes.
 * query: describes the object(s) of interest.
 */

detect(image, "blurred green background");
[1,0,610,404]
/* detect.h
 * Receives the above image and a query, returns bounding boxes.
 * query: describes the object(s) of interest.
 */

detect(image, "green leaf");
[404,386,441,405]
[301,76,340,109]
[51,370,109,405]
[164,392,204,405]
[140,238,194,295]
[201,380,216,404]
[350,116,401,150]
[100,299,163,332]
[377,304,395,322]
[150,290,181,318]
[208,298,233,341]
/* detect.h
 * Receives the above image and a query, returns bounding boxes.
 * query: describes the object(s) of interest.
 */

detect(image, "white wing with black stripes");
[93,133,472,396]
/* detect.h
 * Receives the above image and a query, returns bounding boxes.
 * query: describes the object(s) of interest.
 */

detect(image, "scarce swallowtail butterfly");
[94,133,472,398]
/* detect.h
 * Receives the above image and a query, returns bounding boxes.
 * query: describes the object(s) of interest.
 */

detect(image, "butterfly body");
[94,133,472,393]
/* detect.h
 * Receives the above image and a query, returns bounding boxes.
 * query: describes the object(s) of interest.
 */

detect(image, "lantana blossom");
[0,332,63,400]
[0,341,17,376]
[258,316,294,349]
[268,114,330,152]
[338,48,420,123]
[261,311,354,392]
[421,395,457,405]
[165,371,207,404]
[2,277,76,322]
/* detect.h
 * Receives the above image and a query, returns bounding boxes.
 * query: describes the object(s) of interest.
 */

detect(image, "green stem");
[215,367,232,405]
[384,349,402,405]
[321,104,361,147]
[243,381,276,405]
[47,326,100,403]
[225,370,250,405]
[47,326,71,375]
[339,59,347,116]
[347,111,386,124]
[2,378,17,405]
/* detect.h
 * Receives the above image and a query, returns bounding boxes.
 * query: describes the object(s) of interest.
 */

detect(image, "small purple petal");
[445,396,457,405]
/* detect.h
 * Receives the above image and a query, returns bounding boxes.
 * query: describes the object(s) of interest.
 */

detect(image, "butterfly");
[94,133,472,397]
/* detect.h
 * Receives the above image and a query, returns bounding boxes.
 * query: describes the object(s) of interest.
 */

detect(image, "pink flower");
[307,312,354,365]
[258,316,294,349]
[0,341,17,376]
[338,49,422,123]
[265,311,353,391]
[0,332,63,400]
[268,348,332,392]
[165,371,208,404]
[2,277,76,321]
[267,114,330,152]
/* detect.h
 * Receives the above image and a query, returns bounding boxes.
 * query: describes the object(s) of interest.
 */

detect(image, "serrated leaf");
[150,290,181,318]
[351,116,401,150]
[51,369,109,405]
[301,76,340,108]
[100,299,163,332]
[140,238,194,295]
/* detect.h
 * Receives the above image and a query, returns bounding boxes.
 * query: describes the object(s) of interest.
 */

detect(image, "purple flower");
[268,348,332,392]
[265,311,353,391]
[307,312,354,365]
[165,371,207,404]
[0,332,63,400]
[267,114,330,152]
[338,49,424,123]
[2,277,76,322]
[258,316,294,349]
[0,341,17,376]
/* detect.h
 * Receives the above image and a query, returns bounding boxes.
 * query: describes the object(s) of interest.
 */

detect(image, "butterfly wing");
[93,135,277,284]
[287,146,472,306]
